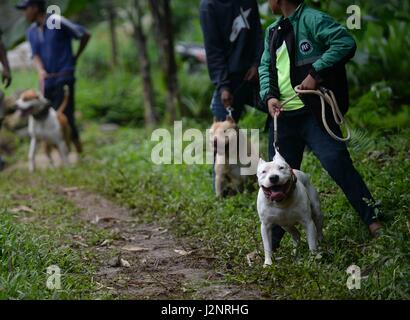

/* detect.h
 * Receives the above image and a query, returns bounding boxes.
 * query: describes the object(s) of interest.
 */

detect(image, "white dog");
[257,152,324,266]
[16,86,71,172]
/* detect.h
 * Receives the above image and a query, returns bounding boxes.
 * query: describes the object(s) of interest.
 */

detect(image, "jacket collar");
[275,3,305,30]
[288,3,306,22]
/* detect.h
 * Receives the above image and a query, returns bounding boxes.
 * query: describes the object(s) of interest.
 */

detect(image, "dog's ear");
[38,95,50,106]
[258,158,266,168]
[274,151,286,163]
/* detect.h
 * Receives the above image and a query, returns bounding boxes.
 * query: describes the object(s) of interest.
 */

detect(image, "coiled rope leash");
[273,85,351,152]
[273,111,279,151]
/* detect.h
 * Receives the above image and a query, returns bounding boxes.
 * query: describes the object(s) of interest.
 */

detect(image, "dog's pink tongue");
[270,191,286,202]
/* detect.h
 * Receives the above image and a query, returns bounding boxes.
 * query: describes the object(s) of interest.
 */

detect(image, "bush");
[348,82,410,131]
[179,64,214,121]
[348,21,410,105]
[76,72,146,126]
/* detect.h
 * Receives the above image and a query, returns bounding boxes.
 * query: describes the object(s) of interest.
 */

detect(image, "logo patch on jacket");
[299,40,313,55]
[230,7,251,43]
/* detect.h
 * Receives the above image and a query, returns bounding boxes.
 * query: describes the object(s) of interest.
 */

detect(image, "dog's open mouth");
[262,181,291,202]
[18,106,34,117]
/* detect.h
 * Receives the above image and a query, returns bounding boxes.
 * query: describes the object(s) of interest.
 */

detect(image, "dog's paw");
[246,251,259,267]
[263,261,273,268]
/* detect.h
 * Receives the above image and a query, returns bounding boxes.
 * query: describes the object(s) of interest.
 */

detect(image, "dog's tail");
[57,85,70,115]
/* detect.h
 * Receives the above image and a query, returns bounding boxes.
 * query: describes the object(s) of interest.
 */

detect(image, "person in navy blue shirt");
[16,0,91,153]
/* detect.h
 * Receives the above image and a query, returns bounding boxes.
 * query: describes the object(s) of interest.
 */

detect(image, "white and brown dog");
[210,116,258,197]
[257,152,324,266]
[16,86,71,172]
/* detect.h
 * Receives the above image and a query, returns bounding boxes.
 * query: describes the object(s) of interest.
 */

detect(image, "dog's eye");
[279,166,285,170]
[261,170,266,174]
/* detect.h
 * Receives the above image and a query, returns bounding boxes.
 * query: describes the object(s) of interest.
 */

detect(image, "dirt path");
[64,188,263,300]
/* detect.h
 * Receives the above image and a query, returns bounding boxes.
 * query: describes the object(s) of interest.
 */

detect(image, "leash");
[273,85,351,151]
[223,79,256,120]
[226,106,234,119]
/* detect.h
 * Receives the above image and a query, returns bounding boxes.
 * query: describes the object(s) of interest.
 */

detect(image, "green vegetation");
[0,169,112,300]
[2,116,408,299]
[0,0,409,300]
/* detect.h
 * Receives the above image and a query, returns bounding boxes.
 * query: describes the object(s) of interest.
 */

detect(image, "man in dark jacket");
[200,0,264,122]
[259,0,383,248]
[17,0,91,154]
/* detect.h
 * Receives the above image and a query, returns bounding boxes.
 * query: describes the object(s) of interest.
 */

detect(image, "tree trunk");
[107,1,118,68]
[147,0,166,71]
[148,0,187,123]
[130,0,158,126]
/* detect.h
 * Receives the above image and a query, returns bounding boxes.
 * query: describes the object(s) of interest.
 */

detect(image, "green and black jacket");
[259,3,356,124]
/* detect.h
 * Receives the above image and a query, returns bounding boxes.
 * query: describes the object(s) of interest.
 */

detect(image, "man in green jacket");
[259,0,382,249]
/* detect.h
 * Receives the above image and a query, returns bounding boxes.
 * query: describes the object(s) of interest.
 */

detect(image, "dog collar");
[285,170,298,199]
[33,102,52,120]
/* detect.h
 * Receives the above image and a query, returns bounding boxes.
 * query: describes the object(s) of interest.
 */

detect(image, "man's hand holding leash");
[267,98,283,118]
[268,74,318,118]
[220,65,260,112]
[221,89,233,109]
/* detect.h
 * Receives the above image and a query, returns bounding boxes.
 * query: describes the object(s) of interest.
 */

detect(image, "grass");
[81,124,410,299]
[0,169,114,300]
[2,118,406,299]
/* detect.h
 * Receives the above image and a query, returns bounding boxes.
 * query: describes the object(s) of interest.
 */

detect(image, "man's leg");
[48,82,82,153]
[0,156,5,171]
[211,90,226,122]
[44,85,57,108]
[64,82,82,153]
[211,90,225,193]
[268,113,306,250]
[303,113,378,227]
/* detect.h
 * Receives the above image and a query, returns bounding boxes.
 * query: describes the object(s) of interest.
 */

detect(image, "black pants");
[44,81,79,141]
[268,108,378,249]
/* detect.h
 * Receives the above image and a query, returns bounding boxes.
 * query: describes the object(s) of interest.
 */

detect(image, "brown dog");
[210,116,258,197]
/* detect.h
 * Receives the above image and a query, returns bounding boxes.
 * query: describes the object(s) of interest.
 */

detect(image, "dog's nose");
[269,175,279,184]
